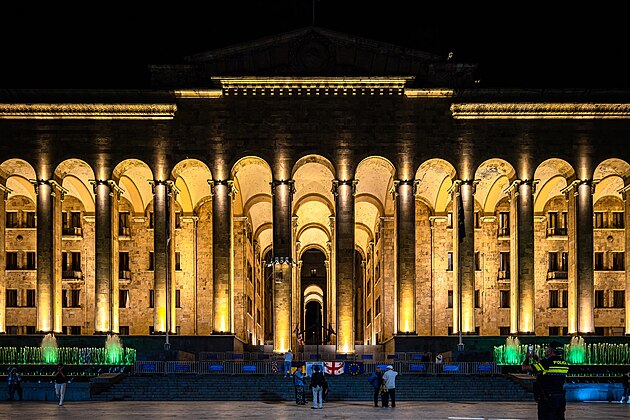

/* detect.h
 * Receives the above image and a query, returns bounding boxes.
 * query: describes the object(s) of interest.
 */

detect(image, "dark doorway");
[304,300,323,344]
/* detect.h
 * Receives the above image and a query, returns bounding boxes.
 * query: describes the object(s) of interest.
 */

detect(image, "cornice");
[0,103,177,120]
[450,103,630,119]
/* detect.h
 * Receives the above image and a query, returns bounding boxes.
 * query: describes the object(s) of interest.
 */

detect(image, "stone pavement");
[1,400,629,419]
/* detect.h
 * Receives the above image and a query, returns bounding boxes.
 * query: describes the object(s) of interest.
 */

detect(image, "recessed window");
[5,211,18,228]
[175,290,181,308]
[549,290,560,308]
[595,290,605,308]
[119,326,130,335]
[6,252,18,270]
[561,290,568,308]
[594,252,604,270]
[375,297,381,316]
[26,289,36,307]
[447,290,453,308]
[612,212,624,228]
[594,211,605,228]
[612,252,624,270]
[6,289,18,307]
[500,290,510,308]
[149,290,155,308]
[474,290,480,308]
[447,252,453,271]
[175,252,182,271]
[613,290,625,308]
[119,290,129,308]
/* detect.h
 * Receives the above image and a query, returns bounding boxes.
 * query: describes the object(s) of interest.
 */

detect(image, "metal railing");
[133,361,501,375]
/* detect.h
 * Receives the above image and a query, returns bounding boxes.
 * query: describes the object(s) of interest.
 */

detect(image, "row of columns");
[3,174,626,342]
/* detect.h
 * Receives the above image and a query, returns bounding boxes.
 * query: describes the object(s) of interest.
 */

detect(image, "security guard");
[522,341,569,420]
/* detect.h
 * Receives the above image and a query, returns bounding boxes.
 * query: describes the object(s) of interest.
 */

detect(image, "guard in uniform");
[522,341,570,420]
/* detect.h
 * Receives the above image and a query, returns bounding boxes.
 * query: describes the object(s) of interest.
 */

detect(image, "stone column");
[622,185,630,334]
[450,180,476,334]
[232,216,249,341]
[151,180,177,334]
[0,184,9,333]
[506,180,536,334]
[211,180,234,334]
[565,180,595,334]
[271,180,294,351]
[92,180,121,334]
[33,180,64,333]
[333,179,356,353]
[394,180,416,334]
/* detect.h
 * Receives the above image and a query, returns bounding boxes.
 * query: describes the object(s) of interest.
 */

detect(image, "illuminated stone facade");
[0,28,629,352]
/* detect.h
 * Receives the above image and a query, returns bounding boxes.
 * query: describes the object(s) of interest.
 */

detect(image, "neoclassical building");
[0,27,629,353]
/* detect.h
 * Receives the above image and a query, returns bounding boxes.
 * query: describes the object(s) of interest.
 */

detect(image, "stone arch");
[593,158,630,184]
[172,159,213,215]
[112,159,154,215]
[474,158,517,215]
[534,159,576,215]
[0,159,37,203]
[415,159,457,215]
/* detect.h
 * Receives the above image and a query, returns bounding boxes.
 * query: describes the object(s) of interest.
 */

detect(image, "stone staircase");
[92,374,533,402]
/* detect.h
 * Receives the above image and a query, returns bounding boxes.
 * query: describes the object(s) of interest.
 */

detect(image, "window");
[26,289,35,307]
[613,290,625,308]
[6,289,18,307]
[612,252,624,270]
[149,326,155,334]
[549,290,560,308]
[175,211,181,229]
[366,278,371,295]
[247,261,252,282]
[375,297,381,316]
[366,309,371,325]
[119,212,130,236]
[560,252,568,272]
[549,326,561,336]
[548,252,558,271]
[62,211,82,235]
[246,296,253,315]
[595,290,605,308]
[5,211,18,228]
[25,211,36,228]
[149,211,154,229]
[119,290,129,308]
[119,252,130,271]
[499,326,510,336]
[474,252,481,271]
[26,326,36,334]
[257,309,261,325]
[474,211,481,229]
[594,211,604,228]
[26,252,36,269]
[499,212,509,236]
[175,252,181,271]
[447,212,453,229]
[175,290,181,308]
[594,327,605,336]
[63,289,80,308]
[561,290,568,308]
[547,212,567,236]
[6,252,18,270]
[119,326,130,335]
[148,251,154,271]
[612,211,624,228]
[447,252,453,271]
[6,326,18,334]
[594,252,604,270]
[500,290,510,308]
[68,326,81,335]
[149,290,155,308]
[447,290,453,308]
[474,289,480,308]
[499,252,510,278]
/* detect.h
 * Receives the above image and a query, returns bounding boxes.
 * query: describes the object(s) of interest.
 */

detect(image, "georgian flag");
[324,361,344,375]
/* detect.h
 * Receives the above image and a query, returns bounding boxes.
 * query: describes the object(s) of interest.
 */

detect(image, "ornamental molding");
[451,103,630,119]
[0,103,177,120]
[214,77,410,96]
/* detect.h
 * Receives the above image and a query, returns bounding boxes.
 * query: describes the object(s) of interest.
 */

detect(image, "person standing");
[293,368,306,405]
[54,363,68,406]
[310,364,325,409]
[621,372,630,403]
[7,367,23,401]
[381,365,398,408]
[284,349,293,378]
[368,366,384,407]
[522,341,569,420]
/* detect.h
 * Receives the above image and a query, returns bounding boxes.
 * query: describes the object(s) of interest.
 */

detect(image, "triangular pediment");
[149,27,477,88]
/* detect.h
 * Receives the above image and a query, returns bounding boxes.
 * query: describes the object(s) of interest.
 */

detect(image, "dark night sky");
[1,3,626,89]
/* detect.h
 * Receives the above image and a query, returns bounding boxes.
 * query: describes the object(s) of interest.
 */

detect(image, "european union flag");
[343,361,364,375]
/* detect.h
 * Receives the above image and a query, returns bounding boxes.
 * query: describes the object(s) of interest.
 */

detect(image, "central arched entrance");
[301,248,327,344]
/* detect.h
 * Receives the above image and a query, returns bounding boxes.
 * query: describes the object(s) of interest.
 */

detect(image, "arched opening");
[300,249,327,344]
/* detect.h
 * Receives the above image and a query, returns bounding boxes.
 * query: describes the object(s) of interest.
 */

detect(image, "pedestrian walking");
[7,367,23,401]
[368,366,384,407]
[293,367,306,405]
[284,349,293,378]
[381,364,398,408]
[54,363,68,406]
[310,364,325,409]
[522,341,569,420]
[621,372,630,403]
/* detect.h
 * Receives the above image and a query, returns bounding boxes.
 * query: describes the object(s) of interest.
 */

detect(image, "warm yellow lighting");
[220,316,226,333]
[451,103,630,119]
[174,89,223,99]
[405,88,454,98]
[0,103,177,120]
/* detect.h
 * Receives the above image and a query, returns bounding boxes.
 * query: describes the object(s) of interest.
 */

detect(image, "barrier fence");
[133,361,501,375]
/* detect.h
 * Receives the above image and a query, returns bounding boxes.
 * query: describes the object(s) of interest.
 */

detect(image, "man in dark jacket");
[310,365,325,409]
[367,366,383,407]
[522,341,569,420]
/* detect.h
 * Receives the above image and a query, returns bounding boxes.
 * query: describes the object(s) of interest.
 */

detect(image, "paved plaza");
[1,400,628,419]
